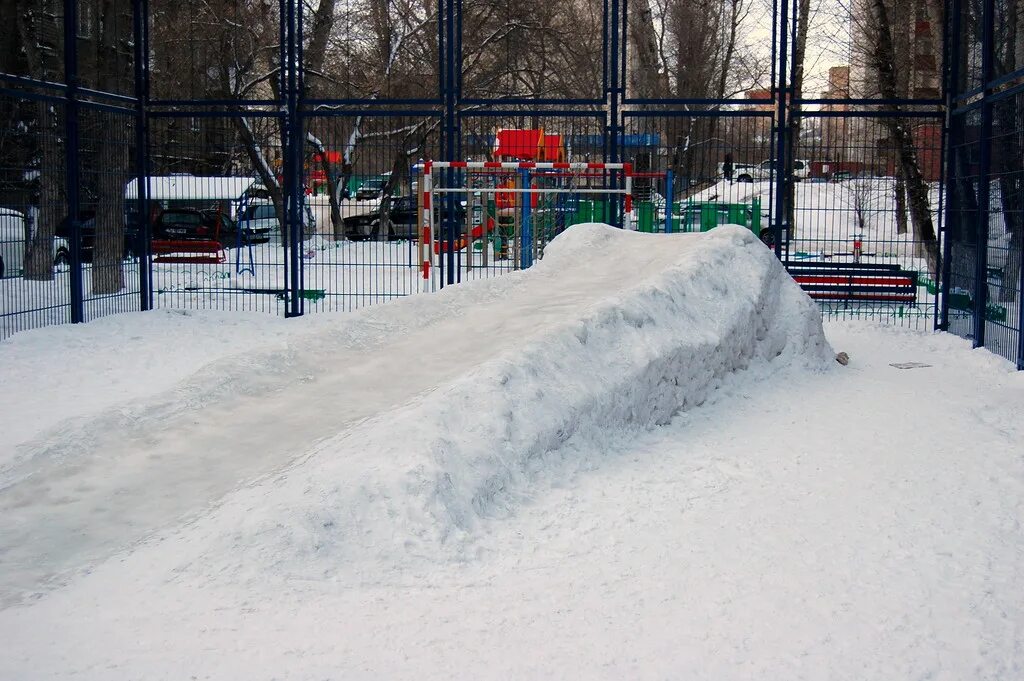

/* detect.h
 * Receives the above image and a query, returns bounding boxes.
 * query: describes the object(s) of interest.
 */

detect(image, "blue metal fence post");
[133,0,152,311]
[938,0,961,332]
[64,0,84,323]
[283,0,304,318]
[607,0,623,226]
[972,0,996,345]
[520,168,533,268]
[1018,262,1024,369]
[665,169,674,233]
[772,0,790,259]
[440,0,459,285]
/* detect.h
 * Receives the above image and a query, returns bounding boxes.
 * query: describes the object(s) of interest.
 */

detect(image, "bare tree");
[17,1,65,281]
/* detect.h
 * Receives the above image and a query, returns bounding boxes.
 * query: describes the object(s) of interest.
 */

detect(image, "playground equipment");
[415,160,634,290]
[627,168,765,239]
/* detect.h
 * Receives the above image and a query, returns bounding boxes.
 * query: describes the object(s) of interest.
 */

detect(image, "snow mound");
[179,224,835,577]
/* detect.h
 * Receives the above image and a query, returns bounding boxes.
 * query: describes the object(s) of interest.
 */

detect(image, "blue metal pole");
[284,0,303,317]
[133,0,152,312]
[64,0,83,323]
[938,0,960,331]
[441,0,458,285]
[772,0,789,259]
[520,168,532,269]
[665,169,674,233]
[1018,261,1024,369]
[972,0,995,345]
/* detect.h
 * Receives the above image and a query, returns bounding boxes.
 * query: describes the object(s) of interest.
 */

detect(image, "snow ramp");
[0,224,832,599]
[182,224,834,576]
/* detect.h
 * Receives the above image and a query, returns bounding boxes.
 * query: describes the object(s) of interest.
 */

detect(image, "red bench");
[151,239,227,264]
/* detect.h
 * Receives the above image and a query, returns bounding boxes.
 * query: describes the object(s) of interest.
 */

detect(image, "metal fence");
[1,0,1020,368]
[944,0,1024,369]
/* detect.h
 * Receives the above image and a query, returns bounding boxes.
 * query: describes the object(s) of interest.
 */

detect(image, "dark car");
[355,177,388,200]
[152,209,244,247]
[343,196,470,241]
[56,211,140,262]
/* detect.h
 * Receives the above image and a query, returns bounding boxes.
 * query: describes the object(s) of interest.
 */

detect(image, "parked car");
[343,196,468,241]
[0,207,70,278]
[55,211,140,262]
[235,201,316,243]
[735,158,810,183]
[355,176,389,200]
[152,208,242,247]
[729,160,761,179]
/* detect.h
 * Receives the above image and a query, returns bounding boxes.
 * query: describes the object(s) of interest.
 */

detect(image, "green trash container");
[727,203,746,226]
[573,199,609,225]
[636,201,655,233]
[699,203,719,232]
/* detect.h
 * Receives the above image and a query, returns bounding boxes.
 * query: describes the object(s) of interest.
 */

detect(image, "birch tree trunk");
[869,0,940,276]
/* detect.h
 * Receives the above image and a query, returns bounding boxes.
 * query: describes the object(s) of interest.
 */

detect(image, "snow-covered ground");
[1,225,1022,679]
[690,177,944,262]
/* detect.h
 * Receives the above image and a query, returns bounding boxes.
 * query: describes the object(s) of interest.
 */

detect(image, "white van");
[0,208,70,279]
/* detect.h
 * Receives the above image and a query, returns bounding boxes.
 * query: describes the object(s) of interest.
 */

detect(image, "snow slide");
[0,224,832,601]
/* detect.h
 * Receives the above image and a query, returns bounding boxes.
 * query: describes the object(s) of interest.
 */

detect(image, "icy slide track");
[0,224,833,603]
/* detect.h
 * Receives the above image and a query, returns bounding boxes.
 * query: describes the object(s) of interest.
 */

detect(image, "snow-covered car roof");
[124,176,264,201]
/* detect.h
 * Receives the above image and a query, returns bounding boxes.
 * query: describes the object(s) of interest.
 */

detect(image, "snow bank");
[190,224,833,577]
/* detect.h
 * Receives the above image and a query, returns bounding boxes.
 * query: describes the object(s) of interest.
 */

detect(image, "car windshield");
[243,205,275,220]
[162,212,201,225]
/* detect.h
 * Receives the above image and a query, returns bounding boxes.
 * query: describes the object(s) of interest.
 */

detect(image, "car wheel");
[368,220,381,240]
[759,228,774,247]
[54,247,70,269]
[737,174,753,183]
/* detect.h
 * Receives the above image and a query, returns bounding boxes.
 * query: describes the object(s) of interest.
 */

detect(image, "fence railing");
[1,0,1020,369]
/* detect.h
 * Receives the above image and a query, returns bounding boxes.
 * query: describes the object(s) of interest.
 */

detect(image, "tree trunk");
[869,0,940,277]
[234,114,287,242]
[628,0,666,99]
[24,102,64,280]
[895,169,908,235]
[303,0,344,239]
[91,124,129,294]
[785,0,812,239]
[90,0,131,294]
[19,6,64,281]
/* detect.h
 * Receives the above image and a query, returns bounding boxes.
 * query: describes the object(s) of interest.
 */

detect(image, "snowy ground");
[1,225,1022,679]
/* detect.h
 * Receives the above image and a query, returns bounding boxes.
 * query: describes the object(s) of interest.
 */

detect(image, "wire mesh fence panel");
[460,0,603,101]
[623,0,775,102]
[78,104,142,322]
[957,0,985,94]
[622,111,776,239]
[451,114,608,283]
[145,112,290,314]
[146,0,282,102]
[947,107,984,345]
[74,0,136,99]
[0,95,72,339]
[803,0,943,102]
[981,93,1024,366]
[302,0,440,103]
[299,112,442,312]
[790,112,943,328]
[4,1,66,84]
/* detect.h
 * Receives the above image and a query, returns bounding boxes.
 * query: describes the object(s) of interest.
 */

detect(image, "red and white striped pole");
[623,163,634,231]
[421,162,434,292]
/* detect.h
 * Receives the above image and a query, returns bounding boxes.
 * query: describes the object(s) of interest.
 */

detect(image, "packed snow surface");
[1,224,1022,679]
